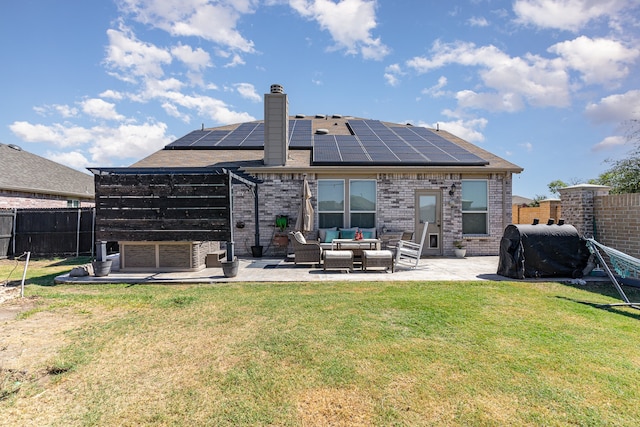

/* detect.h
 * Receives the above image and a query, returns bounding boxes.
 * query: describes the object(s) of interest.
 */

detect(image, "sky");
[1,0,639,199]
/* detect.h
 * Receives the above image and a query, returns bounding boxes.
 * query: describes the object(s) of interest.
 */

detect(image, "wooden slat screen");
[95,173,232,242]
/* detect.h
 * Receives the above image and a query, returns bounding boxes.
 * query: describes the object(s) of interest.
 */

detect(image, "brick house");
[118,84,522,261]
[0,143,94,208]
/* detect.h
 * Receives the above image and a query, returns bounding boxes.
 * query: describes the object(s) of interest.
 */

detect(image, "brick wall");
[512,199,561,225]
[558,185,640,260]
[0,190,94,208]
[230,172,510,257]
[593,193,640,258]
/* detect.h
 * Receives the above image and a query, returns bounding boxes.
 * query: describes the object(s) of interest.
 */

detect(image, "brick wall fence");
[512,199,561,225]
[558,185,640,259]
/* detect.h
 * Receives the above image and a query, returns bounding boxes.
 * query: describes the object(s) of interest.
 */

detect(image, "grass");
[1,258,640,425]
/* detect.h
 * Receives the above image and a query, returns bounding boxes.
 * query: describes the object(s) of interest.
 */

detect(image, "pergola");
[89,167,261,261]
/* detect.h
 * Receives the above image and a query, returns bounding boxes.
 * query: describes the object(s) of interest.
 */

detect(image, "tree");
[548,180,568,197]
[594,119,640,194]
[596,146,640,193]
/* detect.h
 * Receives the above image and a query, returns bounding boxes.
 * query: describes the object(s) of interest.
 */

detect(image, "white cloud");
[117,0,256,53]
[88,122,173,165]
[384,63,402,86]
[419,116,488,143]
[407,41,571,111]
[157,91,256,124]
[592,135,626,151]
[289,0,389,60]
[171,43,212,71]
[9,120,174,164]
[9,121,94,148]
[513,0,631,32]
[34,104,79,118]
[422,76,448,97]
[468,16,489,27]
[47,150,92,172]
[455,90,525,112]
[99,90,125,100]
[224,54,246,68]
[81,98,125,121]
[234,83,261,102]
[585,90,640,124]
[548,36,639,86]
[105,24,172,80]
[519,142,533,152]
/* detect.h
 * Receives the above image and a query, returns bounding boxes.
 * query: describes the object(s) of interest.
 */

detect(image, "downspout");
[253,185,260,248]
[502,173,509,229]
[226,171,235,261]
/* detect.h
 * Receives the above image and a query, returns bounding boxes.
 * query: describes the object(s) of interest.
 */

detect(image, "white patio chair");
[395,222,428,268]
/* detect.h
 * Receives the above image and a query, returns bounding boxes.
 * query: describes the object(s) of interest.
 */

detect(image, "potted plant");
[453,240,466,258]
[275,215,288,232]
[273,215,290,248]
[221,257,239,277]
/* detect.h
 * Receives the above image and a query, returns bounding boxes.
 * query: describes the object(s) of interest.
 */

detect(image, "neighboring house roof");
[512,195,534,206]
[0,143,94,199]
[133,116,523,175]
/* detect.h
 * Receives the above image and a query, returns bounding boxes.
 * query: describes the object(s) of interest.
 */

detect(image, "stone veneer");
[119,241,219,271]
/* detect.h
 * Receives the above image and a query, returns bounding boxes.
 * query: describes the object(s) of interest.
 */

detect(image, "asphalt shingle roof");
[0,143,94,198]
[132,116,523,174]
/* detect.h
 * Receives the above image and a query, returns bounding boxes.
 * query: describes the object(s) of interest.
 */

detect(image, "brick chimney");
[263,84,289,166]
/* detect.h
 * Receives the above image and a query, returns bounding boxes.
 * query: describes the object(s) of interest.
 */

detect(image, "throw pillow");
[294,231,306,244]
[340,229,356,239]
[360,228,377,238]
[362,231,374,239]
[318,227,337,242]
[324,229,340,242]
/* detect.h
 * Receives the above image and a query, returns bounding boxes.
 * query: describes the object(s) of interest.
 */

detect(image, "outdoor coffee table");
[323,250,354,272]
[331,238,381,251]
[362,250,395,273]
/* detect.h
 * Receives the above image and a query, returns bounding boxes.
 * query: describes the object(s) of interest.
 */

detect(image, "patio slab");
[54,255,606,285]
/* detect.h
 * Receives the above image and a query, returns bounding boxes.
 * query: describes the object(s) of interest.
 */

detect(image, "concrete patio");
[54,254,604,285]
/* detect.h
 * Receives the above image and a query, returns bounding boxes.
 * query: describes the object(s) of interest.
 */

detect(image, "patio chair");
[379,231,403,250]
[394,223,428,269]
[289,231,322,265]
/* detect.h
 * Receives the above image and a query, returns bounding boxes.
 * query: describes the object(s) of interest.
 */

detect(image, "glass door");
[416,190,442,256]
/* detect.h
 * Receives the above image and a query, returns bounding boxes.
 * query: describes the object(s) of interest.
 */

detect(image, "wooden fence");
[95,173,232,242]
[0,208,98,258]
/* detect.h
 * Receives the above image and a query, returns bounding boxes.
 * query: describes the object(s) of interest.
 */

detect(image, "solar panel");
[190,130,231,147]
[289,120,312,148]
[165,130,210,148]
[167,117,489,166]
[217,123,263,147]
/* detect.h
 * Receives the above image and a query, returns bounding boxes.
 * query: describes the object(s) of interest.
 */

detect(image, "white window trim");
[349,179,377,227]
[462,179,489,236]
[318,179,346,227]
[318,178,377,228]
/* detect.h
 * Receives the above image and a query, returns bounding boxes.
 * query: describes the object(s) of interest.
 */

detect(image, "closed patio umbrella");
[295,175,314,232]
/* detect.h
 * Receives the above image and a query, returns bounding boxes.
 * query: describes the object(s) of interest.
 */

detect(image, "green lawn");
[1,258,640,426]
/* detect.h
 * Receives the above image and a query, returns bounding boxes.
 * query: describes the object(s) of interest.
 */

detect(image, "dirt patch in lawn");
[0,291,88,380]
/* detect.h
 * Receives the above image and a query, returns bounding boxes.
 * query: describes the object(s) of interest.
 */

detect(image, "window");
[318,180,344,228]
[317,179,376,228]
[67,200,80,208]
[462,180,488,235]
[350,180,376,228]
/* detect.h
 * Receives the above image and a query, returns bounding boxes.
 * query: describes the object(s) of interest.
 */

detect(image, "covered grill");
[497,222,590,279]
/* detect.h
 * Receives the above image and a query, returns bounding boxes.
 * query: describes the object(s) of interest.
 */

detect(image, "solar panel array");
[165,120,314,150]
[164,118,487,166]
[312,120,487,166]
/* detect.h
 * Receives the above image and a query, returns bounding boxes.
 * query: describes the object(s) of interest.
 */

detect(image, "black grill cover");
[497,224,590,279]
